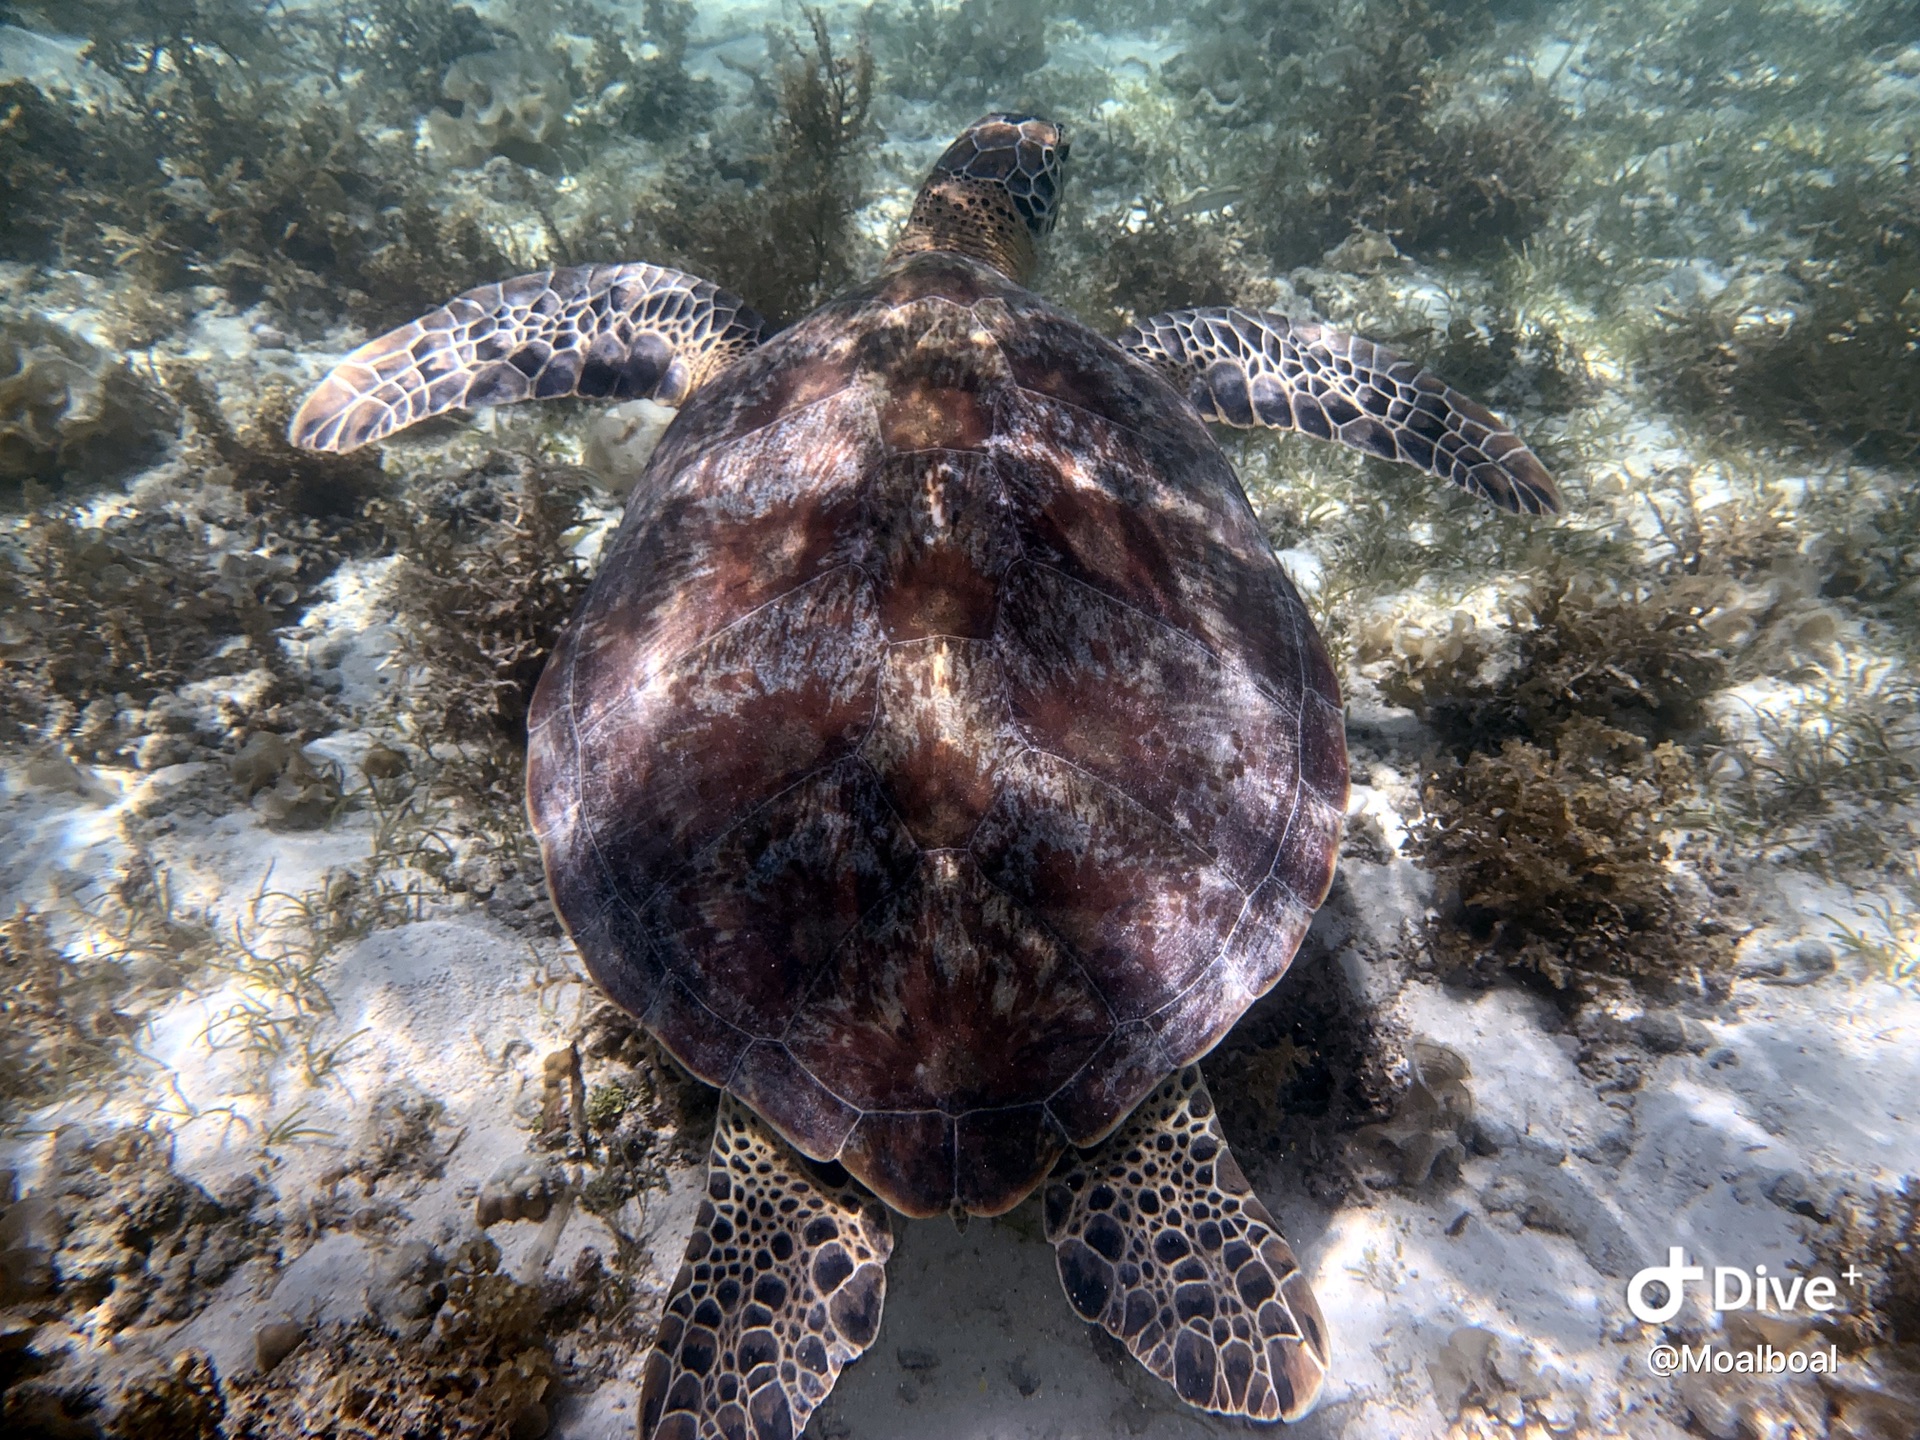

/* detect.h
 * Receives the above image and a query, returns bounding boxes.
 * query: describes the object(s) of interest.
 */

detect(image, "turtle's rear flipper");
[288,263,763,453]
[641,1095,892,1440]
[1044,1065,1329,1423]
[1122,306,1559,515]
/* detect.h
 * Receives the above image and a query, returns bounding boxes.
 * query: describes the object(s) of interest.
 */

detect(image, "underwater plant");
[386,454,595,802]
[0,80,97,265]
[0,0,523,321]
[1419,296,1596,424]
[626,7,875,325]
[1194,0,1564,265]
[1378,567,1736,754]
[1416,715,1732,996]
[1052,201,1280,336]
[1825,480,1920,643]
[1,1,314,291]
[220,1227,560,1440]
[0,354,402,758]
[0,906,133,1121]
[569,0,716,144]
[1717,661,1920,874]
[1162,0,1323,125]
[1632,155,1920,465]
[330,0,503,113]
[1541,0,1920,464]
[1832,862,1920,991]
[1204,933,1407,1204]
[171,371,388,560]
[1827,1179,1920,1350]
[0,501,272,756]
[874,0,1048,106]
[570,1012,716,1219]
[1301,0,1562,260]
[0,1125,278,1341]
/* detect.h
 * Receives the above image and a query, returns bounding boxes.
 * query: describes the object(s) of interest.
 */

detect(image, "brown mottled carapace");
[526,253,1347,1219]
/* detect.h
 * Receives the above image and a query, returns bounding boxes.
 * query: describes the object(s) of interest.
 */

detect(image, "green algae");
[1812,1175,1920,1354]
[1288,0,1565,262]
[571,0,716,143]
[0,905,135,1122]
[332,0,502,113]
[0,503,276,756]
[876,0,1048,106]
[1382,567,1737,753]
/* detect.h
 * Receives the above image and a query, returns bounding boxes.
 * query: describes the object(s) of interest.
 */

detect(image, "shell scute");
[647,313,863,475]
[729,1041,861,1157]
[857,637,1014,850]
[969,750,1246,1023]
[866,451,1013,642]
[528,254,1347,1219]
[1045,1021,1175,1145]
[641,970,751,1085]
[993,560,1301,889]
[860,298,1007,452]
[986,295,1213,453]
[554,565,882,892]
[781,854,1112,1117]
[640,759,921,1039]
[569,392,879,724]
[955,1104,1059,1214]
[1148,877,1318,1063]
[990,386,1324,709]
[839,1111,955,1220]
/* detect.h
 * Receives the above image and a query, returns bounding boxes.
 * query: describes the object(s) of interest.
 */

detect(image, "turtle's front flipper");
[641,1095,892,1440]
[288,263,763,454]
[1122,306,1559,515]
[1044,1066,1329,1423]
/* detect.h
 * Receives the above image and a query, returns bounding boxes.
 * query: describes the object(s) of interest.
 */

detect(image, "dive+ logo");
[1625,1248,1854,1325]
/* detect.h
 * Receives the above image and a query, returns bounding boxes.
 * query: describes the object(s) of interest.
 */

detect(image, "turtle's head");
[888,113,1068,283]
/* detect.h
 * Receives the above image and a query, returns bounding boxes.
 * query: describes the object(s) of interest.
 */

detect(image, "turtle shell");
[526,253,1347,1219]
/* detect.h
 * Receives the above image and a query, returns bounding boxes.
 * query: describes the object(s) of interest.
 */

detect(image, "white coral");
[423,49,571,168]
[0,319,171,482]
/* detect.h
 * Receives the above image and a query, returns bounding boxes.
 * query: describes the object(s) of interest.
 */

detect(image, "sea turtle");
[291,113,1555,1436]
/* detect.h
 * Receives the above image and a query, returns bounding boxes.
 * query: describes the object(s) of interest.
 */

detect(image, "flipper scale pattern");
[288,263,763,453]
[640,1095,893,1440]
[1121,305,1559,515]
[1044,1065,1329,1423]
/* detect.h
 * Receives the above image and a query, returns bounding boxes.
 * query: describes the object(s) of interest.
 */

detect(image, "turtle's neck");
[886,176,1036,284]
